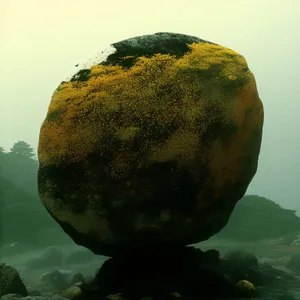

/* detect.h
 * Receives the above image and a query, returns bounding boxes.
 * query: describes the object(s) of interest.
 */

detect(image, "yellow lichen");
[115,126,139,141]
[61,286,83,298]
[149,131,200,163]
[38,41,255,168]
[236,280,256,295]
[228,75,237,80]
[169,292,182,298]
[39,189,115,243]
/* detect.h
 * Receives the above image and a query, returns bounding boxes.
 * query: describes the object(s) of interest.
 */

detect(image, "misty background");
[0,0,299,213]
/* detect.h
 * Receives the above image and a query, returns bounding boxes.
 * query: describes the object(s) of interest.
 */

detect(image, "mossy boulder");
[38,32,264,256]
[235,280,256,297]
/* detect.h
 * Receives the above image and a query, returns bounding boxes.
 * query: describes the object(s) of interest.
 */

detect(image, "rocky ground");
[0,239,300,300]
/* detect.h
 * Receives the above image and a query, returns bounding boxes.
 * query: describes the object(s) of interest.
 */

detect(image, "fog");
[1,1,299,209]
[1,2,300,299]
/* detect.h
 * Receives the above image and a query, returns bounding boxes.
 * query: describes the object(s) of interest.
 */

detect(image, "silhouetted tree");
[2,141,38,197]
[10,141,35,158]
[0,146,6,176]
[0,146,5,161]
[0,146,6,155]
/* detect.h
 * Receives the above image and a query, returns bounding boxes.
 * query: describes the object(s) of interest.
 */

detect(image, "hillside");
[216,195,300,241]
[1,177,70,246]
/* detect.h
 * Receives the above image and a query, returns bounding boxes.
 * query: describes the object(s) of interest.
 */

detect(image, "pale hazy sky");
[0,0,299,211]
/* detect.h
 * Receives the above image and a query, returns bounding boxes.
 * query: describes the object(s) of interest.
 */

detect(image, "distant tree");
[2,141,38,197]
[9,141,35,159]
[0,146,6,157]
[0,146,6,170]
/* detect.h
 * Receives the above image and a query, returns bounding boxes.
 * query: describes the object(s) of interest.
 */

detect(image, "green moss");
[189,64,223,80]
[56,85,66,92]
[70,69,91,82]
[119,56,139,68]
[235,280,256,297]
[222,75,249,91]
[46,110,60,121]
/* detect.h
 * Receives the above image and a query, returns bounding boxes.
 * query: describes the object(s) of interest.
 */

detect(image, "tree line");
[0,140,72,247]
[0,141,39,198]
[0,140,37,160]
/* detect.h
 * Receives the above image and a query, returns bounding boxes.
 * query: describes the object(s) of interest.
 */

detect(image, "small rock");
[105,293,127,300]
[0,263,28,297]
[235,279,256,297]
[61,286,83,299]
[168,291,182,298]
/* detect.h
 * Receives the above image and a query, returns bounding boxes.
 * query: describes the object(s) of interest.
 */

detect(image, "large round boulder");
[38,32,264,256]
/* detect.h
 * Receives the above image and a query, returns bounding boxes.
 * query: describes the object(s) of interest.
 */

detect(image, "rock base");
[81,246,251,300]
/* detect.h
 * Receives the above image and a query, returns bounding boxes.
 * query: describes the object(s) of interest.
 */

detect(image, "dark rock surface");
[0,263,28,298]
[89,32,209,70]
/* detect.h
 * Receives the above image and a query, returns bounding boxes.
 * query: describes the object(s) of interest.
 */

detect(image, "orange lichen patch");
[207,77,263,199]
[39,42,254,167]
[234,75,261,128]
[38,117,98,165]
